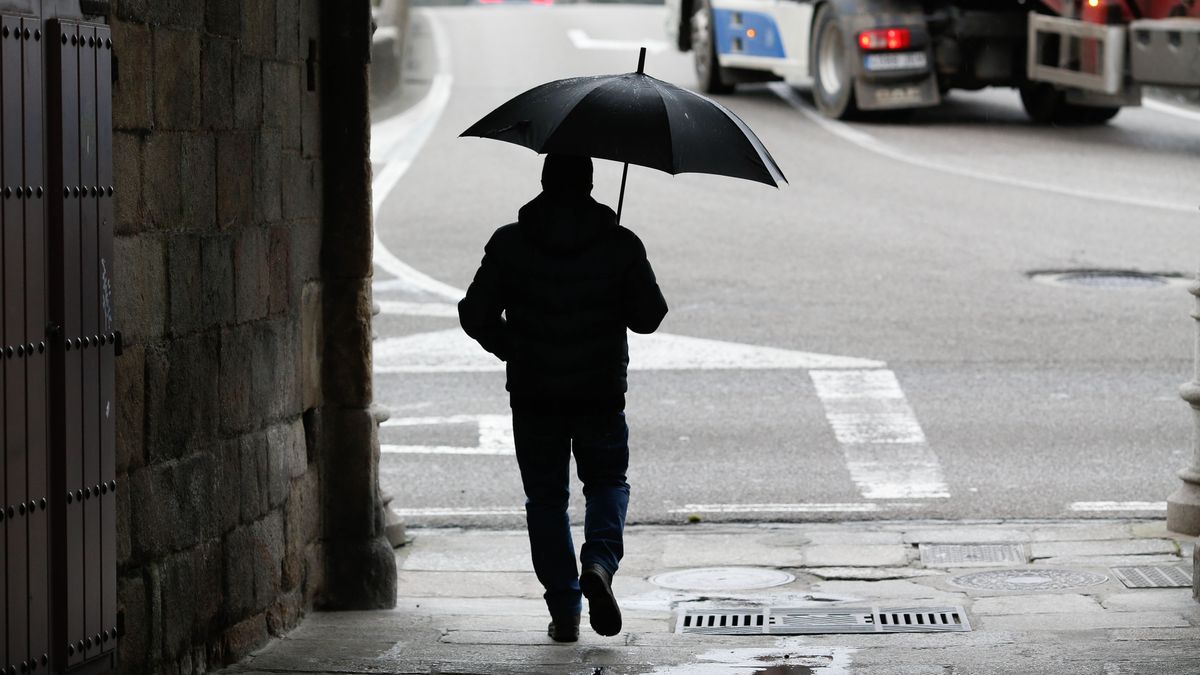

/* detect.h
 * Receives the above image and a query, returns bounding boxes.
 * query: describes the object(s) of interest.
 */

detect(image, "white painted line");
[381,414,514,455]
[1068,501,1168,512]
[807,368,906,400]
[668,503,882,513]
[1143,97,1200,123]
[769,82,1196,215]
[811,370,926,444]
[391,506,525,517]
[374,328,885,374]
[810,369,950,499]
[840,445,950,500]
[370,11,466,302]
[825,412,926,444]
[566,28,668,54]
[382,444,513,455]
[376,300,460,317]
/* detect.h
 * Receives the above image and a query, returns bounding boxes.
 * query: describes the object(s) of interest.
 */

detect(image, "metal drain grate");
[1111,564,1193,589]
[676,606,971,635]
[919,543,1027,567]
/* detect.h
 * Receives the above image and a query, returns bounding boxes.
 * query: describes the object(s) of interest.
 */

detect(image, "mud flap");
[854,74,940,110]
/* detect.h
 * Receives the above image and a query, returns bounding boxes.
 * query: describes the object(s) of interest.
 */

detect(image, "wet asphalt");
[372,5,1199,528]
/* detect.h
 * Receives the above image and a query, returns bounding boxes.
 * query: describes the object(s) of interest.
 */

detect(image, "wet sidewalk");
[222,520,1198,674]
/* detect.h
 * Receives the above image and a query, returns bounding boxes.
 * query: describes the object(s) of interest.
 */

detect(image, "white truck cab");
[666,0,1200,124]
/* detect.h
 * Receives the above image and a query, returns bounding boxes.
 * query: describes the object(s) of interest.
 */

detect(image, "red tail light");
[858,28,911,51]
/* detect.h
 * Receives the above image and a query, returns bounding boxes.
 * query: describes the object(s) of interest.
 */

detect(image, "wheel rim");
[691,7,711,78]
[817,20,846,96]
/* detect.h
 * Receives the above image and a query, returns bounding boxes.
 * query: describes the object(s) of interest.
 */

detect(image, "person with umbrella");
[458,48,784,643]
[458,153,668,642]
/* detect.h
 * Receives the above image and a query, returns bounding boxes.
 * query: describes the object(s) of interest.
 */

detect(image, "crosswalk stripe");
[1068,501,1167,512]
[810,369,950,500]
[669,503,881,514]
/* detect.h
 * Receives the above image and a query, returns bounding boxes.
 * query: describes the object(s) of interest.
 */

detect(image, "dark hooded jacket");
[458,190,668,414]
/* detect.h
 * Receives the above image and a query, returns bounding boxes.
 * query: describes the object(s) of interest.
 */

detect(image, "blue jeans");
[513,411,630,617]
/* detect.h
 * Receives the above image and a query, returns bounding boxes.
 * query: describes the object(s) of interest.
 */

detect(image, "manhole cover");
[1030,270,1183,289]
[919,543,1027,567]
[676,605,971,635]
[1111,564,1193,589]
[650,567,795,591]
[949,568,1108,591]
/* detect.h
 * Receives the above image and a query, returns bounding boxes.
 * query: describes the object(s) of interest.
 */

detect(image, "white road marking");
[566,28,668,54]
[1068,501,1168,512]
[669,503,881,513]
[382,414,514,455]
[374,328,884,374]
[370,11,465,302]
[390,506,525,517]
[769,82,1196,215]
[1143,97,1200,123]
[376,300,460,317]
[811,370,949,499]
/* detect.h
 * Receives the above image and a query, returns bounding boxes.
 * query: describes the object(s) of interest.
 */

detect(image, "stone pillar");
[316,0,397,610]
[1169,269,1200,538]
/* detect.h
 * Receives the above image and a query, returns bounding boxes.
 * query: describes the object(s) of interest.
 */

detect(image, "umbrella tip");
[637,47,646,74]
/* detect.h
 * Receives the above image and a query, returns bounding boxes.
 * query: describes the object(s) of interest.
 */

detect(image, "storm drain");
[919,543,1027,567]
[1111,564,1193,589]
[949,568,1108,591]
[676,606,971,635]
[1029,270,1184,289]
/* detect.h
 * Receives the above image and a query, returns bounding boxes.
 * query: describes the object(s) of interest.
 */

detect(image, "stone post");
[1167,267,1200,601]
[1169,269,1200,535]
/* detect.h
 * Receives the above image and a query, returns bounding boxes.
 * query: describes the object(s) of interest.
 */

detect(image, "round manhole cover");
[1030,270,1184,289]
[649,567,795,591]
[949,568,1108,591]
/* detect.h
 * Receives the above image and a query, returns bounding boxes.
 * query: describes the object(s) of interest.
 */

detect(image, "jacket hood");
[517,191,616,253]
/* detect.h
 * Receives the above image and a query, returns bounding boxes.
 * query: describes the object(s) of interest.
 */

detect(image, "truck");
[664,0,1200,123]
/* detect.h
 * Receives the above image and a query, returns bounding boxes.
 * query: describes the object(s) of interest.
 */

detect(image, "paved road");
[371,5,1199,528]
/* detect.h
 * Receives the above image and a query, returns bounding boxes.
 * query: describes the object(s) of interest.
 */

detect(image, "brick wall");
[105,1,391,672]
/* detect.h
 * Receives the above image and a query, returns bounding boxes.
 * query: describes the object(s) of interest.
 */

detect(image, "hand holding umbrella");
[461,47,786,224]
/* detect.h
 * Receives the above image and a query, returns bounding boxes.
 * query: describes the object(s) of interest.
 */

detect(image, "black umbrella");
[461,49,786,223]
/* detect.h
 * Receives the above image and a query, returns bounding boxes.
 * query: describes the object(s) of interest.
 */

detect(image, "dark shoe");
[579,564,622,636]
[548,614,580,642]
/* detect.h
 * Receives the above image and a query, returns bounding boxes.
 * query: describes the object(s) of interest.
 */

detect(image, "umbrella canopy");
[460,57,787,189]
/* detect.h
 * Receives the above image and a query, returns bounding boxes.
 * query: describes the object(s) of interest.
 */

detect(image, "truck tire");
[691,0,733,94]
[811,5,858,119]
[1019,83,1120,125]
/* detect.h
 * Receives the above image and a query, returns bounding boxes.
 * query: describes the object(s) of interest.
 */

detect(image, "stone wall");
[107,0,392,672]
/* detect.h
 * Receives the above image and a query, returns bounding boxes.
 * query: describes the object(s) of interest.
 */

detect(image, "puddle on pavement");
[753,667,814,675]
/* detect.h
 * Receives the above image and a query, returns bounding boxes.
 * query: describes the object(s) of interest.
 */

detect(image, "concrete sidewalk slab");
[221,520,1199,674]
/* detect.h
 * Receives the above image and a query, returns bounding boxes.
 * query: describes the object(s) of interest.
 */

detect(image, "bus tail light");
[858,28,911,51]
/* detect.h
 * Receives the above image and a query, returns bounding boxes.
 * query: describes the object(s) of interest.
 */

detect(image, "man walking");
[458,154,668,642]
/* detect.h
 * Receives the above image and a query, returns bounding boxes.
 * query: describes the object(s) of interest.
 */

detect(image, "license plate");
[864,52,927,72]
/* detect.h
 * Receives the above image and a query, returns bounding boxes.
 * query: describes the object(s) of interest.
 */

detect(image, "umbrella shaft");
[617,162,629,225]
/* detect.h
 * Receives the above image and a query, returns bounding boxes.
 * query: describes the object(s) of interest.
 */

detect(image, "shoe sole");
[580,572,622,636]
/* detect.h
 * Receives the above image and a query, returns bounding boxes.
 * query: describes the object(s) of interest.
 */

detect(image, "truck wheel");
[812,6,857,119]
[691,0,733,94]
[1020,83,1120,125]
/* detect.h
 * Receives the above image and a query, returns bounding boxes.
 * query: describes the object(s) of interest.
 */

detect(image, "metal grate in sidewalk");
[1111,564,1193,589]
[676,606,971,635]
[919,543,1027,567]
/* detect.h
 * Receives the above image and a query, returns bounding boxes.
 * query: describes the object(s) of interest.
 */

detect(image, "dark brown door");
[3,11,116,674]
